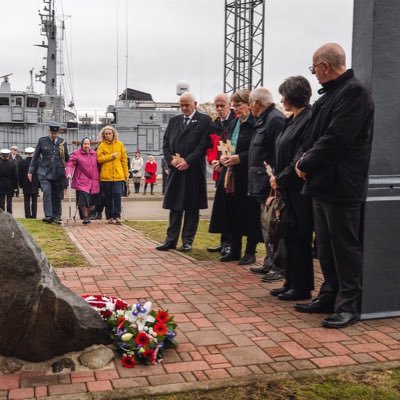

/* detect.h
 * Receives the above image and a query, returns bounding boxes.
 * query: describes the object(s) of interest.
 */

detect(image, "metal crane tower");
[224,0,265,93]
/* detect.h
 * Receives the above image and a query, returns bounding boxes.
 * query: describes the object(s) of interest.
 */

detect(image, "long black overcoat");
[18,157,40,195]
[209,115,263,240]
[274,108,313,235]
[0,159,18,193]
[163,111,211,211]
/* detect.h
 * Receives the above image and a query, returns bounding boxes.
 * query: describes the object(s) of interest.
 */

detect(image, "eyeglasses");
[308,61,325,73]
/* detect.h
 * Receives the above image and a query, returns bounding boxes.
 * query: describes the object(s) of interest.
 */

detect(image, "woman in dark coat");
[209,89,263,265]
[269,76,314,301]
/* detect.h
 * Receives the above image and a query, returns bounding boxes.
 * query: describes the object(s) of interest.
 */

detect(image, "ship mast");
[37,0,57,96]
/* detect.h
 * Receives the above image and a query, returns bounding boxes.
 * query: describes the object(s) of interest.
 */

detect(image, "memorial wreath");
[82,295,177,368]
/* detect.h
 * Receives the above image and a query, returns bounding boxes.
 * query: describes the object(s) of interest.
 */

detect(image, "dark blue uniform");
[28,129,69,222]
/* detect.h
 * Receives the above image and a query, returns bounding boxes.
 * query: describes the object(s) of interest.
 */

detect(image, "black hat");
[48,121,62,132]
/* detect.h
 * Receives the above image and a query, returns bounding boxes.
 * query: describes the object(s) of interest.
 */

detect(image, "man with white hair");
[157,92,211,252]
[248,87,286,269]
[294,43,374,329]
[206,92,236,256]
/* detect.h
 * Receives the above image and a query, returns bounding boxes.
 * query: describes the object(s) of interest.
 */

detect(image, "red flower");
[143,349,154,358]
[117,317,126,326]
[101,310,112,318]
[156,311,169,324]
[121,355,136,368]
[135,332,150,346]
[115,299,128,310]
[154,323,167,336]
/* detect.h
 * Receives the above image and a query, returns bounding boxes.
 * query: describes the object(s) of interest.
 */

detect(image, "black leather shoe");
[179,244,192,252]
[250,265,270,274]
[294,298,334,314]
[270,287,288,297]
[220,252,241,262]
[220,246,231,256]
[53,217,62,225]
[261,270,284,282]
[42,217,53,223]
[207,245,222,253]
[278,289,311,301]
[156,242,176,251]
[238,254,256,265]
[322,312,359,329]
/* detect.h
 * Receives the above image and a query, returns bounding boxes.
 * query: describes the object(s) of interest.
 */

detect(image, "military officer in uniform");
[28,121,69,224]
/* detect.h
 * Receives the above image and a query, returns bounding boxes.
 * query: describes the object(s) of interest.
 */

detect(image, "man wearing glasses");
[294,43,374,329]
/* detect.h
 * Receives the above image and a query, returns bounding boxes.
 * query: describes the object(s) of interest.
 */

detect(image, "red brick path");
[2,221,400,399]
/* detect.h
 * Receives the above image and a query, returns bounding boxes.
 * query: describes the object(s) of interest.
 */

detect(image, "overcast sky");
[1,0,353,115]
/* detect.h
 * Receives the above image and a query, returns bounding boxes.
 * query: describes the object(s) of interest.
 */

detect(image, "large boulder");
[0,211,110,362]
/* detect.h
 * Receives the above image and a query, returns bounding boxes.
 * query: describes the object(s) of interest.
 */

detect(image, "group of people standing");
[0,146,39,218]
[157,42,374,329]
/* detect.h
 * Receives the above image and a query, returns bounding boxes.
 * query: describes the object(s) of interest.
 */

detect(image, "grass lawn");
[124,220,266,261]
[140,369,400,400]
[18,218,88,268]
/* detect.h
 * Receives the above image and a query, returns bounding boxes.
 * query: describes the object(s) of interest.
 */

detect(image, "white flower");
[144,326,149,332]
[121,333,133,342]
[105,301,116,312]
[125,301,156,331]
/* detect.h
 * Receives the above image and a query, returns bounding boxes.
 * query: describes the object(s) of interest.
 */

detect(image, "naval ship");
[0,0,181,169]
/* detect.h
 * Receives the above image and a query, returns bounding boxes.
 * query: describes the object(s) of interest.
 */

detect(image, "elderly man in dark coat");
[156,92,211,252]
[28,121,69,224]
[294,43,374,329]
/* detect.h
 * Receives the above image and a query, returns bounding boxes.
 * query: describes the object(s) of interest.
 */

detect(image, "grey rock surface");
[78,346,115,369]
[0,211,110,362]
[0,357,23,374]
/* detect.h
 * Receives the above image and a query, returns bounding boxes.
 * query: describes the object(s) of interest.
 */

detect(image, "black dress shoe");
[270,287,288,297]
[155,242,176,251]
[322,312,359,329]
[179,244,192,252]
[261,270,284,282]
[207,245,222,253]
[294,298,334,314]
[42,217,53,223]
[220,252,241,262]
[278,289,311,301]
[53,217,62,225]
[250,265,270,274]
[238,254,256,265]
[220,246,231,256]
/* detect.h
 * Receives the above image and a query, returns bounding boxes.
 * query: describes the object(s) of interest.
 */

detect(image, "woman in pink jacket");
[65,137,100,224]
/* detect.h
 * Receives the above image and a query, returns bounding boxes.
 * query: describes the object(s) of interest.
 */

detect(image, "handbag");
[261,189,286,244]
[132,169,139,174]
[144,172,152,179]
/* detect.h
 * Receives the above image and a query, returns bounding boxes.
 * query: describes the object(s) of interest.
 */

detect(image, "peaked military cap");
[48,121,62,132]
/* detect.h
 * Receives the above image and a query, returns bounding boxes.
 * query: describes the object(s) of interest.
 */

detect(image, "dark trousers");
[0,192,13,213]
[220,232,231,247]
[313,199,364,314]
[39,178,64,218]
[284,230,314,292]
[230,234,258,257]
[166,209,200,246]
[24,193,38,218]
[101,181,123,219]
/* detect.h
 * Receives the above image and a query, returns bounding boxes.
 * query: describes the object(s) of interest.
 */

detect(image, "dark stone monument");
[0,211,110,362]
[353,0,400,319]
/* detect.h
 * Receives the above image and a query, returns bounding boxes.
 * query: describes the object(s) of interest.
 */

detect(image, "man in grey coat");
[28,121,69,224]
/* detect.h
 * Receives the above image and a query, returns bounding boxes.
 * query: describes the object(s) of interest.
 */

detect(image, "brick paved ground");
[2,221,400,399]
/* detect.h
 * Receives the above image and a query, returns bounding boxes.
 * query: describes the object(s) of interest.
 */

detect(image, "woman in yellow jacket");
[97,126,129,224]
